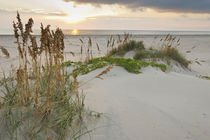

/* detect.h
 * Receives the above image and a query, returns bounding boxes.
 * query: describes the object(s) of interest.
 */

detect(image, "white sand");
[1,35,210,139]
[79,66,210,140]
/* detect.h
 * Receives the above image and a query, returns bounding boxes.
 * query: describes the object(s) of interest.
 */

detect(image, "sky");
[0,0,210,33]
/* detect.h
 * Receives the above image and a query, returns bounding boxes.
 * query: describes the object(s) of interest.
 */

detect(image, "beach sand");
[76,35,210,139]
[79,66,210,140]
[0,35,210,139]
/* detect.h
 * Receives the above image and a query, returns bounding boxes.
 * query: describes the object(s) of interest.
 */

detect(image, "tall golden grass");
[0,12,88,140]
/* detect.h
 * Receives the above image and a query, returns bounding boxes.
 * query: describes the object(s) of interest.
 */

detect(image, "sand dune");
[0,35,210,139]
[78,65,210,140]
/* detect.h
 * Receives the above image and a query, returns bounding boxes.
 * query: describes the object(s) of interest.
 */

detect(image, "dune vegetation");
[106,35,190,68]
[0,13,92,140]
[199,75,210,80]
[64,57,167,75]
[106,40,145,57]
[133,45,190,68]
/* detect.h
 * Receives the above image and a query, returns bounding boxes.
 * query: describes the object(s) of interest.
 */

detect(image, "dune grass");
[128,36,190,68]
[0,13,90,140]
[199,75,210,80]
[106,40,145,57]
[64,57,167,75]
[134,47,190,68]
[106,35,189,68]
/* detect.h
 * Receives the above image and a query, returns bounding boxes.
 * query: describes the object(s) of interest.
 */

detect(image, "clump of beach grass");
[107,40,145,57]
[63,57,167,75]
[0,13,89,140]
[134,35,190,68]
[106,34,189,68]
[199,75,210,80]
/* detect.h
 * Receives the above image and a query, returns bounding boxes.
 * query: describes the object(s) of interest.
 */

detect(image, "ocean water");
[63,30,210,36]
[2,30,210,36]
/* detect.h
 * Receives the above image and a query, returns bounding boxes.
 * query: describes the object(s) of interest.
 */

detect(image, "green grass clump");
[134,47,190,68]
[133,49,161,60]
[97,57,167,73]
[200,75,210,80]
[73,61,110,75]
[107,40,145,57]
[91,57,141,73]
[105,36,190,68]
[67,57,167,75]
[160,47,189,67]
[106,38,189,68]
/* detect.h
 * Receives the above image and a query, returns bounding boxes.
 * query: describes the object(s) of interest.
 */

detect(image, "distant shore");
[1,29,210,36]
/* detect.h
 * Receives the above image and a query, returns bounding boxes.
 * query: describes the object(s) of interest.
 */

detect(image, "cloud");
[0,8,68,16]
[63,0,210,13]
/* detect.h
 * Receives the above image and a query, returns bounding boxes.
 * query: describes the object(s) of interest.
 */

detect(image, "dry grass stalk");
[72,72,79,90]
[96,64,114,79]
[70,51,75,56]
[117,34,122,43]
[88,37,93,59]
[79,38,84,61]
[106,33,132,57]
[161,34,180,49]
[83,37,93,62]
[0,46,10,58]
[79,38,84,44]
[122,33,131,44]
[96,43,100,52]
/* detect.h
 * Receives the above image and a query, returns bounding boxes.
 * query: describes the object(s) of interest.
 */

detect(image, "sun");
[71,29,78,35]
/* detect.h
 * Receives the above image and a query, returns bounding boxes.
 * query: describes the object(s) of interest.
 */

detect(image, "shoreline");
[1,34,210,37]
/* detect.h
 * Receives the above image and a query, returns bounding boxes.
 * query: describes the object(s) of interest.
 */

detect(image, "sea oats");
[0,46,10,58]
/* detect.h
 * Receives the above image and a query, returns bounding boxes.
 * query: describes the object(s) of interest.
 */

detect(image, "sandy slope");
[79,66,210,140]
[0,35,210,139]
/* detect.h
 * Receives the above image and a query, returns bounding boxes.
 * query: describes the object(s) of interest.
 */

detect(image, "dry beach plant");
[96,64,114,80]
[0,46,10,58]
[0,12,87,140]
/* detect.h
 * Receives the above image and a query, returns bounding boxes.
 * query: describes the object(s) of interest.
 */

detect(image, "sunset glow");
[0,0,210,32]
[71,29,78,35]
